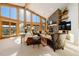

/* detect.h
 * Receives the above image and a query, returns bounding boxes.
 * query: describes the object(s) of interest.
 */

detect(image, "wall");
[46,3,79,46]
[68,3,79,46]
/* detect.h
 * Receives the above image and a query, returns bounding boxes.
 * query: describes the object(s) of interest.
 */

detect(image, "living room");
[0,3,79,56]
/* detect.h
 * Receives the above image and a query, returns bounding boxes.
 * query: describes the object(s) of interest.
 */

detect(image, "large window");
[32,14,37,22]
[36,16,40,23]
[42,19,45,23]
[10,7,17,19]
[32,14,40,23]
[19,8,24,21]
[2,23,16,37]
[32,14,40,32]
[2,25,10,38]
[1,5,17,19]
[26,10,31,22]
[10,25,16,36]
[1,6,10,18]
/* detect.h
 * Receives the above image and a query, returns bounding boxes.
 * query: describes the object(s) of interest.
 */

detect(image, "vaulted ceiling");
[11,3,69,19]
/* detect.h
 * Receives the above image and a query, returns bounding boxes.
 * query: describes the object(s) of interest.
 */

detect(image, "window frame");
[19,8,24,22]
[10,6,17,19]
[1,5,10,18]
[32,13,40,23]
[26,10,31,22]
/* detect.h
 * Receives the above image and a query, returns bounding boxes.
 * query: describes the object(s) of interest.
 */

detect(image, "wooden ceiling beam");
[0,3,24,8]
[0,16,17,23]
[0,21,2,39]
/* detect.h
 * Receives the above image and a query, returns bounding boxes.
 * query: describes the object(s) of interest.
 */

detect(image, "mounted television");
[66,21,71,30]
[59,21,71,30]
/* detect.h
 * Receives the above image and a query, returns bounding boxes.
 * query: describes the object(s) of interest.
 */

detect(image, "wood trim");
[44,19,47,32]
[16,22,19,36]
[0,21,2,39]
[39,16,42,32]
[16,7,19,21]
[0,16,17,23]
[9,22,11,37]
[30,13,33,32]
[32,22,40,25]
[16,7,20,36]
[24,7,27,32]
[0,3,24,9]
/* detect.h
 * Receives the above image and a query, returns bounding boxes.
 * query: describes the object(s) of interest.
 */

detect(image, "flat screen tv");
[59,21,71,30]
[66,21,71,30]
